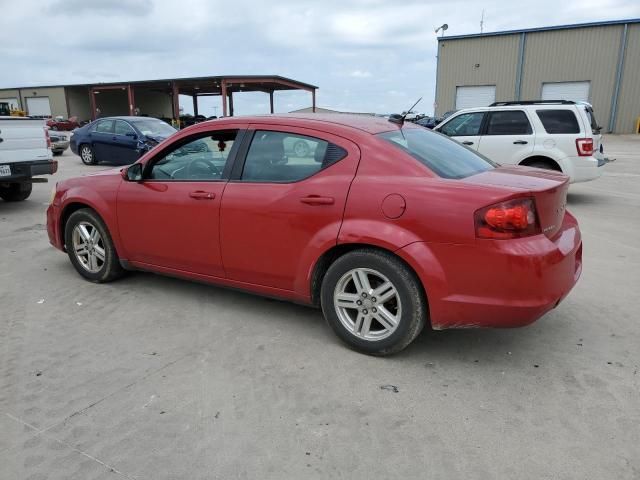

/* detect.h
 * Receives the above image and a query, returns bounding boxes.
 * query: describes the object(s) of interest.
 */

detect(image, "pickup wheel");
[79,144,96,165]
[0,182,32,202]
[64,208,125,283]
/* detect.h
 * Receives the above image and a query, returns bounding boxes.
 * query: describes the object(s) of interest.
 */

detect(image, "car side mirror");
[126,131,137,139]
[123,163,143,182]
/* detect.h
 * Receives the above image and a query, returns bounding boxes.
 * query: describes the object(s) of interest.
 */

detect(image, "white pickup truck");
[0,116,58,202]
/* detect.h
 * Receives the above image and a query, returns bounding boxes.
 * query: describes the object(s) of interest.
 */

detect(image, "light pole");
[433,24,449,116]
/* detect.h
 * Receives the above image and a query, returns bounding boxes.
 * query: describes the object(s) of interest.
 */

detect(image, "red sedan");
[46,114,582,355]
[47,116,79,131]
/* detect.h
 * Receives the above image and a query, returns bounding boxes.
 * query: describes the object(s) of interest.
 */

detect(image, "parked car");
[0,117,57,201]
[49,131,69,156]
[434,100,604,183]
[70,116,177,165]
[47,114,581,355]
[47,116,79,131]
[415,116,440,129]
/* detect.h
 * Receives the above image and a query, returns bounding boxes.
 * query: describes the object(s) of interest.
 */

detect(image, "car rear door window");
[485,110,532,135]
[148,130,239,181]
[94,120,114,133]
[241,131,347,183]
[536,110,580,134]
[439,112,484,137]
[114,120,136,136]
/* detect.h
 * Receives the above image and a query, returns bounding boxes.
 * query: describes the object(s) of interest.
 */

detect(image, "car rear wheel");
[0,182,32,202]
[80,144,96,165]
[321,249,426,355]
[64,208,125,283]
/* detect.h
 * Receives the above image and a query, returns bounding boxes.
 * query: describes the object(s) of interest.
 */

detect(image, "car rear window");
[377,128,496,179]
[536,110,580,134]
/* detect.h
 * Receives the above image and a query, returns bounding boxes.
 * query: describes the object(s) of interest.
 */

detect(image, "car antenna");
[388,97,422,126]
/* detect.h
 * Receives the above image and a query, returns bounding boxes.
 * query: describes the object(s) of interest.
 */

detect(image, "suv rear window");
[536,110,580,134]
[377,128,496,179]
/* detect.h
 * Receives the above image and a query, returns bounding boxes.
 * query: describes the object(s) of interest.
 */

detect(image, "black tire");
[79,144,96,165]
[64,208,125,283]
[0,182,32,202]
[53,150,63,156]
[320,249,427,356]
[527,160,560,171]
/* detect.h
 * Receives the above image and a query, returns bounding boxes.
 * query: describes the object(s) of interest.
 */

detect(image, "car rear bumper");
[565,155,603,183]
[0,160,58,182]
[397,212,582,329]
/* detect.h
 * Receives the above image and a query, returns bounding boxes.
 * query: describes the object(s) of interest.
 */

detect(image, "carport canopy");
[86,75,317,121]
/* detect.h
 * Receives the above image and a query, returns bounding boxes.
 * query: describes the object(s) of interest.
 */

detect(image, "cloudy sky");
[1,0,639,116]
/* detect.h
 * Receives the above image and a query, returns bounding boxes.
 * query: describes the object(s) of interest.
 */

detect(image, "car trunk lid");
[462,166,569,238]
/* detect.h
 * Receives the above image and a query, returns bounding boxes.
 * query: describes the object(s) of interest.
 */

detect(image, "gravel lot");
[1,135,639,479]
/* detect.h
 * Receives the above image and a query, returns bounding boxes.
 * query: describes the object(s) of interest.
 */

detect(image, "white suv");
[433,100,605,183]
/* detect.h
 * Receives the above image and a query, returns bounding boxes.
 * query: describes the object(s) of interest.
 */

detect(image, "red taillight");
[575,138,593,156]
[475,197,541,239]
[44,127,51,149]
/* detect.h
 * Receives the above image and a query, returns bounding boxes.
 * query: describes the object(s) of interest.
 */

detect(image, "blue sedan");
[70,116,177,165]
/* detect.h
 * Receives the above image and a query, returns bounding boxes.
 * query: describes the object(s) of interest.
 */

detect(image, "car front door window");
[149,131,237,181]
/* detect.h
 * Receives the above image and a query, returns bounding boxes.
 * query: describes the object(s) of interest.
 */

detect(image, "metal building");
[0,75,317,123]
[435,19,640,133]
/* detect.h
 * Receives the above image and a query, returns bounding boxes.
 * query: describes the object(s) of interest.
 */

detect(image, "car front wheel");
[80,144,96,165]
[321,249,427,355]
[64,208,125,283]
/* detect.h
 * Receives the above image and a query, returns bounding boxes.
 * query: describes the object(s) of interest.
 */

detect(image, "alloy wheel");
[72,221,105,273]
[333,268,402,341]
[80,146,93,164]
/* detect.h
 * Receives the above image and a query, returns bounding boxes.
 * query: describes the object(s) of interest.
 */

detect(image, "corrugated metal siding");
[615,23,640,133]
[435,35,520,116]
[520,25,622,130]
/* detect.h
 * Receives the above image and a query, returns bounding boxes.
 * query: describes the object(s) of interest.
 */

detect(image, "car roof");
[208,113,405,135]
[96,116,163,121]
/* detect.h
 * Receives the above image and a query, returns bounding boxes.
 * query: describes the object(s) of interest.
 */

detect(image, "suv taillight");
[44,127,51,149]
[576,138,593,156]
[475,197,541,239]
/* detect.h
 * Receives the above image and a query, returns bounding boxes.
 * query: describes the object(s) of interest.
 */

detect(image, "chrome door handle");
[189,191,216,200]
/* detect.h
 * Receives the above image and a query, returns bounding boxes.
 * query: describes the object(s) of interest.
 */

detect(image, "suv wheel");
[64,209,125,283]
[321,249,426,355]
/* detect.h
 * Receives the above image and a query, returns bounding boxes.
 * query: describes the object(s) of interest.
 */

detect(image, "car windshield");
[130,119,177,137]
[377,127,496,179]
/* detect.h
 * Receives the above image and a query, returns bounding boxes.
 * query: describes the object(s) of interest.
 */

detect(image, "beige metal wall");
[520,25,622,131]
[134,88,173,118]
[614,23,640,133]
[0,89,22,109]
[19,87,68,117]
[65,87,91,122]
[435,34,520,115]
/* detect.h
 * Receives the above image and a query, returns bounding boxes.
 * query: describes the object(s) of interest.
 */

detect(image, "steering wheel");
[185,158,221,179]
